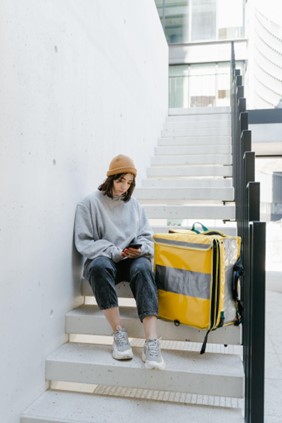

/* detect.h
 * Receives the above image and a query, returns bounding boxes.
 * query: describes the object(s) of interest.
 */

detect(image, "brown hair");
[98,173,136,202]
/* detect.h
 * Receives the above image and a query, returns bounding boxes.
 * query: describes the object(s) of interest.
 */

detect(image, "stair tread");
[21,390,244,423]
[168,106,230,114]
[155,146,232,154]
[164,120,230,126]
[150,225,237,235]
[135,187,234,201]
[143,204,235,220]
[47,342,243,378]
[151,155,232,165]
[135,187,233,193]
[66,304,241,345]
[147,165,233,177]
[45,343,243,397]
[141,178,233,188]
[158,136,231,144]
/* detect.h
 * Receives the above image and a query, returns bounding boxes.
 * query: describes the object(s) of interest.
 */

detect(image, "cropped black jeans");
[85,256,158,322]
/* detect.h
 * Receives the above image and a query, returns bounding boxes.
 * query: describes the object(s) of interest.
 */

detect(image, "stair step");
[147,165,232,178]
[134,187,234,202]
[155,145,231,155]
[141,178,233,188]
[45,343,244,398]
[163,120,230,130]
[151,225,237,235]
[66,304,242,346]
[151,154,232,166]
[143,204,235,220]
[167,114,231,123]
[168,106,231,116]
[161,127,230,137]
[21,390,244,423]
[158,135,231,146]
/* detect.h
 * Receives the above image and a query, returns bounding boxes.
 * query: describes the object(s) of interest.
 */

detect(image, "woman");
[74,154,165,370]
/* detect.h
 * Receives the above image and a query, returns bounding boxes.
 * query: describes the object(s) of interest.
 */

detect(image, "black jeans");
[85,256,158,322]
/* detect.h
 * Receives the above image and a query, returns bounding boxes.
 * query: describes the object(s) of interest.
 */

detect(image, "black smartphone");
[126,243,142,249]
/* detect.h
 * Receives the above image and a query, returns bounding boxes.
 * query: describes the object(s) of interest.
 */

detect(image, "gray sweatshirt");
[74,190,154,272]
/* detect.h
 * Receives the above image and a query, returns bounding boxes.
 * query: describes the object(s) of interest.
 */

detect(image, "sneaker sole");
[112,349,133,360]
[142,352,166,370]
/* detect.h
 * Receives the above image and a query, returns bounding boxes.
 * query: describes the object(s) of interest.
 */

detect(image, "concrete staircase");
[21,107,244,423]
[136,106,235,231]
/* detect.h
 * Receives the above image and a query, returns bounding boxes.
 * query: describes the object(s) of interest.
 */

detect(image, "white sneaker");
[142,339,165,370]
[112,328,133,360]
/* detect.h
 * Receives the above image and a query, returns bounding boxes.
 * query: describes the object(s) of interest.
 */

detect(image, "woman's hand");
[122,247,141,259]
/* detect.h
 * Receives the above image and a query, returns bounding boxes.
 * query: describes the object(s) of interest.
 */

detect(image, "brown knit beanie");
[107,154,137,177]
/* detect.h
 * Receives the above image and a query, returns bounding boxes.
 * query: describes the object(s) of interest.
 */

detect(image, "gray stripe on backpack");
[155,265,211,300]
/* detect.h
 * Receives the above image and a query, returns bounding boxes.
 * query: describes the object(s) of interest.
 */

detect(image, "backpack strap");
[232,258,244,325]
[200,330,211,354]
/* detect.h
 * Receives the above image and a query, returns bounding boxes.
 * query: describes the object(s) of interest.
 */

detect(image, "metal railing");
[230,41,266,423]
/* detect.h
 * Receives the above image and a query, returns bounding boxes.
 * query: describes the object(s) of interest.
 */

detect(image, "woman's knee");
[88,256,116,279]
[87,257,118,309]
[130,257,153,277]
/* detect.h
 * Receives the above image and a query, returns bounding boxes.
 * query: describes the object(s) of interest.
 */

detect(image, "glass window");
[164,0,190,44]
[191,0,216,42]
[169,65,190,107]
[168,62,245,108]
[189,63,216,106]
[216,63,231,106]
[155,0,245,43]
[217,0,244,39]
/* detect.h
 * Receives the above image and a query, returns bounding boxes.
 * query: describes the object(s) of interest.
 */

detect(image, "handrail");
[230,41,266,423]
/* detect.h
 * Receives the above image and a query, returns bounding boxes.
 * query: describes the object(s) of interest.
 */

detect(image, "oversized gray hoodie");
[74,190,154,273]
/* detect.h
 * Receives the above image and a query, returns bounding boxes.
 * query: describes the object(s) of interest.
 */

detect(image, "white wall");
[0,1,168,421]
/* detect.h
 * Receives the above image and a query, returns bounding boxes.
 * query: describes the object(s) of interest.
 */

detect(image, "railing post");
[246,221,266,423]
[243,183,264,423]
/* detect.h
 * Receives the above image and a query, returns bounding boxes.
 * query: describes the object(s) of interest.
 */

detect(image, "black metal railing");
[230,41,266,423]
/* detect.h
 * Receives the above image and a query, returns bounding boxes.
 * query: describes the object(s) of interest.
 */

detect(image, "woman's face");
[112,173,134,197]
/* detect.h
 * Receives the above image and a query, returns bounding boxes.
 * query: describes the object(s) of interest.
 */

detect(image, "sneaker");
[142,339,165,370]
[112,327,133,360]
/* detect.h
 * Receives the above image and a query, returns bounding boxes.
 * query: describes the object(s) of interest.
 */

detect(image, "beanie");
[107,154,137,177]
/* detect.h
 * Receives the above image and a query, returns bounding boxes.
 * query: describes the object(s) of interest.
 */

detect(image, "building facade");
[155,0,247,108]
[155,0,282,110]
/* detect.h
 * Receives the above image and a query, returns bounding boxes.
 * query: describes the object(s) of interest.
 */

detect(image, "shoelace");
[114,330,128,346]
[147,340,160,357]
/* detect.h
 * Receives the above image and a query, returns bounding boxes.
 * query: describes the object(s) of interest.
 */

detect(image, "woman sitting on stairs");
[74,154,165,370]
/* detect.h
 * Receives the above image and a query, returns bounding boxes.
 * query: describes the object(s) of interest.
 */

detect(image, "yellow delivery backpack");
[153,225,243,353]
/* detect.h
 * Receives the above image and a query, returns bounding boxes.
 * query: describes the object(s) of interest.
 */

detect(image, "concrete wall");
[0,1,168,421]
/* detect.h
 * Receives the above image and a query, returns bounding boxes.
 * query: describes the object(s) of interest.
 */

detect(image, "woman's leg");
[87,256,119,313]
[143,315,158,339]
[127,257,165,369]
[103,307,122,332]
[86,256,133,360]
[127,257,158,325]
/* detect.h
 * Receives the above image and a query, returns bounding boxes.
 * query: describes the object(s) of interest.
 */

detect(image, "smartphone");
[126,243,142,249]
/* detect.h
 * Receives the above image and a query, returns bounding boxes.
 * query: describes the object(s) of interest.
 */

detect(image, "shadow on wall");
[71,231,83,295]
